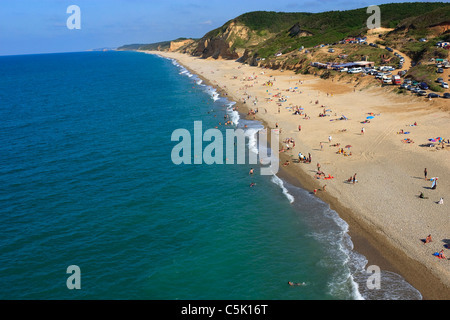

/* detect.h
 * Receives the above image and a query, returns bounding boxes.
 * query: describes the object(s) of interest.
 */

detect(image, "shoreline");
[144,50,450,300]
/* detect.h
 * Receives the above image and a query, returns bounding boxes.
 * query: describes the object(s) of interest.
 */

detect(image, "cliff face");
[192,38,239,59]
[169,39,195,52]
[288,23,313,37]
[191,22,254,60]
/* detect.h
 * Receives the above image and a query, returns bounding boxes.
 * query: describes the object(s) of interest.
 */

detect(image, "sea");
[0,51,422,300]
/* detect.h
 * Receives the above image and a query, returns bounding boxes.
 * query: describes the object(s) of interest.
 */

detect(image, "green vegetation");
[231,2,450,59]
[408,64,444,92]
[403,39,448,62]
[117,44,146,51]
[139,41,172,51]
[233,11,313,33]
[117,38,196,52]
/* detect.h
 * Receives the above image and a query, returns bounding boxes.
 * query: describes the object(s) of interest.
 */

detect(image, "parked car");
[427,93,439,98]
[386,47,393,52]
[442,82,449,89]
[380,66,395,71]
[443,93,450,99]
[383,77,392,84]
[412,87,421,93]
[392,75,401,84]
[436,77,444,83]
[419,82,429,90]
[437,68,444,73]
[418,90,427,96]
[348,67,363,74]
[340,67,348,72]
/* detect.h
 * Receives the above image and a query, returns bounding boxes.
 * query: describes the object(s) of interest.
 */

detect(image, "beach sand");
[147,50,450,300]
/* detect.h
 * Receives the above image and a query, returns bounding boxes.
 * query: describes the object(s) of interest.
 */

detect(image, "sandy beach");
[147,50,450,300]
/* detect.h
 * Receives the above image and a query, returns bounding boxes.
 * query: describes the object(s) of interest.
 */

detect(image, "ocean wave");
[270,175,294,204]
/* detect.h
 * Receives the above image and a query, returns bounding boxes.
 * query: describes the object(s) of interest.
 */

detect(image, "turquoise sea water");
[0,51,421,300]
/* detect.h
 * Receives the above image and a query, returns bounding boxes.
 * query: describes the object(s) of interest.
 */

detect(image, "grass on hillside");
[408,64,444,92]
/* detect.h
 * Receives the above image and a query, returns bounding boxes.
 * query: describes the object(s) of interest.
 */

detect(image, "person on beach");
[431,178,438,190]
[361,127,365,135]
[424,168,427,180]
[249,168,254,175]
[298,125,301,132]
[419,192,428,199]
[328,136,332,143]
[352,174,357,184]
[438,198,444,205]
[425,234,433,244]
[439,250,447,260]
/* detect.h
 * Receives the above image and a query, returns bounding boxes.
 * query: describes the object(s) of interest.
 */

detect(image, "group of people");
[337,148,352,157]
[280,138,295,153]
[292,106,303,115]
[347,174,357,184]
[423,234,447,260]
[296,151,311,164]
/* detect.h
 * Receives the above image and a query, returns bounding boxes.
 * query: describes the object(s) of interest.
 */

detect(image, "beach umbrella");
[345,145,352,149]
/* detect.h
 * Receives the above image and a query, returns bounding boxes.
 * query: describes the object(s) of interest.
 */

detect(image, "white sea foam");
[271,175,294,204]
[246,128,260,155]
[225,102,240,126]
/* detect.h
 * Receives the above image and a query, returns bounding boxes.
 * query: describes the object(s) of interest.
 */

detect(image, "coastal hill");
[118,2,450,90]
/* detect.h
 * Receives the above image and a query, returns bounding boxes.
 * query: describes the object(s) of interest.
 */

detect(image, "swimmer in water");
[288,281,305,286]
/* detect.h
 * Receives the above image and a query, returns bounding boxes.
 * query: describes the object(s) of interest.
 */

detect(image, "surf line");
[171,121,280,176]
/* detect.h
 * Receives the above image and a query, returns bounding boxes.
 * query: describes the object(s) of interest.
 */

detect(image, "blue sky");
[0,0,445,55]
